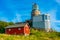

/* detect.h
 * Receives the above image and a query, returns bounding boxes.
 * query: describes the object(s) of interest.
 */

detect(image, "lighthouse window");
[42,15,44,21]
[45,15,47,20]
[48,16,50,20]
[18,28,21,30]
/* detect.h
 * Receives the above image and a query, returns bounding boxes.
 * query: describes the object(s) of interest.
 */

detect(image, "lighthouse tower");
[31,3,40,21]
[31,3,41,27]
[31,3,40,16]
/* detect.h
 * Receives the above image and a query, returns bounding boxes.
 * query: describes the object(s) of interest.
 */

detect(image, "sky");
[0,0,60,32]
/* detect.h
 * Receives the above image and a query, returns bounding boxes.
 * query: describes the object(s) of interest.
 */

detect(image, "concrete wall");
[32,14,50,32]
[33,21,45,29]
[33,15,45,29]
[45,20,50,32]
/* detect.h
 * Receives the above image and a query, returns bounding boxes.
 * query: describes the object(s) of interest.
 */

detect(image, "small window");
[45,15,47,20]
[42,15,44,21]
[18,28,21,30]
[9,29,11,31]
[48,16,50,20]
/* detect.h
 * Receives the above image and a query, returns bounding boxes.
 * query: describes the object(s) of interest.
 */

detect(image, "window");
[9,29,11,31]
[45,15,47,20]
[48,16,50,20]
[42,15,44,21]
[18,28,21,30]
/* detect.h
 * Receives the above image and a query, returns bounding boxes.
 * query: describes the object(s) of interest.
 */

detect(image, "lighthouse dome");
[32,3,41,16]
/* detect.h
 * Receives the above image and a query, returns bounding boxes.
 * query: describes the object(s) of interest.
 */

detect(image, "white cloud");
[47,8,60,32]
[47,9,60,23]
[46,9,57,29]
[47,9,57,21]
[55,0,60,5]
[12,13,22,23]
[54,20,60,22]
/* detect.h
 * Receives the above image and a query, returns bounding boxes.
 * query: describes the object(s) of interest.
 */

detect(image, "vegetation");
[0,21,60,40]
[0,28,60,40]
[0,21,14,33]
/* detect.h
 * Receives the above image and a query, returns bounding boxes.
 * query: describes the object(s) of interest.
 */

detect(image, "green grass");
[0,28,60,40]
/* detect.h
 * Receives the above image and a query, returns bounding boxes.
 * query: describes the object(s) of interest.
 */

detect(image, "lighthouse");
[31,3,51,32]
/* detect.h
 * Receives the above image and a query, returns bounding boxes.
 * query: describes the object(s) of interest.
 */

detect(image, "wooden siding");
[5,27,24,35]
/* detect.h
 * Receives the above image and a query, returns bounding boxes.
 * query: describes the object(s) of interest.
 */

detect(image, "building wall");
[45,20,50,32]
[33,15,45,29]
[33,14,50,32]
[5,24,30,35]
[5,27,24,35]
[33,21,45,29]
[33,15,42,22]
[24,24,30,35]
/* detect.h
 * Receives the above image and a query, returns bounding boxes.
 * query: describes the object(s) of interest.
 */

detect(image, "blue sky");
[0,0,60,32]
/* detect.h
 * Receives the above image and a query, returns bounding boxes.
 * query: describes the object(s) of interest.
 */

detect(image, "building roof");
[15,22,26,24]
[5,23,28,28]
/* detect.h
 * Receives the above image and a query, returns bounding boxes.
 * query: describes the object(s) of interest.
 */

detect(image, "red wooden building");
[5,23,30,35]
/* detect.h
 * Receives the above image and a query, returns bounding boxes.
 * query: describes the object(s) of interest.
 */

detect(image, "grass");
[0,28,60,40]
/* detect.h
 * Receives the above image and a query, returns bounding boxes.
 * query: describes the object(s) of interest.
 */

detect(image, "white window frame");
[9,29,11,31]
[18,28,21,30]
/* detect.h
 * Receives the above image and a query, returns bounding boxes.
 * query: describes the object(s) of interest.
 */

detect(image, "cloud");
[55,0,60,5]
[47,9,60,23]
[47,9,57,21]
[54,20,60,22]
[47,8,60,32]
[46,9,57,30]
[12,13,22,23]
